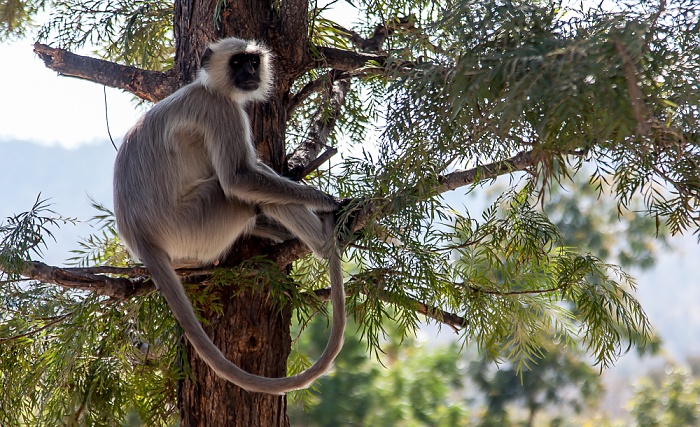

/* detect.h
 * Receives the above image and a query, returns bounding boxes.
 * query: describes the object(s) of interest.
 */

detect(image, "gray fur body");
[113,37,345,394]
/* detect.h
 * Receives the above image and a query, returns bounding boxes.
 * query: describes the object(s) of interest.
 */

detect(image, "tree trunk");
[178,287,292,427]
[172,0,309,425]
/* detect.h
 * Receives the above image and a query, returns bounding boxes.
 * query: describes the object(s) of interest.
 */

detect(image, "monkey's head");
[199,37,273,103]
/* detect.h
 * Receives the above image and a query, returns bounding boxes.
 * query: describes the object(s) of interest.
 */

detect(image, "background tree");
[1,0,699,426]
[629,367,700,427]
[288,316,470,426]
[469,342,603,427]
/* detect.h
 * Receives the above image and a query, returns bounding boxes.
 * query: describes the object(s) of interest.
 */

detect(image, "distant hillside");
[0,139,116,265]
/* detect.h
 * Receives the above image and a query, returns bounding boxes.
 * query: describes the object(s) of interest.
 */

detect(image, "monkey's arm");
[204,126,337,212]
[230,164,338,212]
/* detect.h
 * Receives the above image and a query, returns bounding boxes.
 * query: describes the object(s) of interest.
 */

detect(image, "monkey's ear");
[201,48,213,69]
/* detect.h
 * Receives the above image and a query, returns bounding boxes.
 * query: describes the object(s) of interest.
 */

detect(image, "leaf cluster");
[0,201,181,426]
[0,285,181,426]
[67,199,130,268]
[37,0,173,69]
[0,195,75,282]
[378,0,700,235]
[0,0,46,39]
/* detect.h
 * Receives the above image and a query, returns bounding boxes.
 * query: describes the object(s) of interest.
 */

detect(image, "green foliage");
[1,0,173,67]
[0,203,181,426]
[470,341,603,426]
[39,0,173,69]
[0,195,76,281]
[629,367,700,427]
[289,316,470,426]
[456,189,651,370]
[378,0,699,235]
[545,175,669,270]
[322,184,651,374]
[68,199,130,267]
[0,285,182,426]
[0,0,45,39]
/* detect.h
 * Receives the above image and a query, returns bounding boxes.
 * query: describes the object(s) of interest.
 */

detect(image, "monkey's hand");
[314,193,340,213]
[333,197,364,244]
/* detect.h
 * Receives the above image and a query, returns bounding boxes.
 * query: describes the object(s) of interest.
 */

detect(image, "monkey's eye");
[232,60,239,66]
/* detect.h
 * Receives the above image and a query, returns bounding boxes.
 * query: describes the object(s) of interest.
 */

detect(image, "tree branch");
[0,312,73,344]
[285,147,338,181]
[436,150,537,194]
[613,39,651,135]
[13,259,469,333]
[21,261,154,299]
[14,262,236,299]
[286,78,350,176]
[311,286,467,333]
[313,46,386,71]
[33,43,180,102]
[332,16,414,52]
[287,70,350,117]
[348,150,539,233]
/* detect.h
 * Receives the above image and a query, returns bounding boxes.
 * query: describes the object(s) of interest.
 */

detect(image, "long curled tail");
[140,244,344,394]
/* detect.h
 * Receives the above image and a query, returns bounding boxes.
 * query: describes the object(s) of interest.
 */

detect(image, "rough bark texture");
[33,43,180,102]
[179,287,292,427]
[173,0,219,83]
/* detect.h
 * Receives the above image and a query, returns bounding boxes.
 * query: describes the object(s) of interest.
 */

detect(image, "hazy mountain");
[1,139,116,265]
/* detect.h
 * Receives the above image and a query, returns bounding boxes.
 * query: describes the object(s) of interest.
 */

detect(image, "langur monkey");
[113,37,345,394]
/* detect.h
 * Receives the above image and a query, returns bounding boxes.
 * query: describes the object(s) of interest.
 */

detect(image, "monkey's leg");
[170,179,257,262]
[259,204,333,258]
[250,215,295,242]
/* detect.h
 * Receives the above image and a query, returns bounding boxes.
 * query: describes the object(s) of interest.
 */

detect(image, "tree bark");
[178,287,292,427]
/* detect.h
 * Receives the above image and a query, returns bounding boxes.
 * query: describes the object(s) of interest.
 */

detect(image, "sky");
[0,40,142,147]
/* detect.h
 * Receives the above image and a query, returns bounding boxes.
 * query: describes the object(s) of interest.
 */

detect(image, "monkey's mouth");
[238,81,260,91]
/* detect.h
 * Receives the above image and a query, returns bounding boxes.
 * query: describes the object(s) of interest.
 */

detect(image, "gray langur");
[113,37,345,394]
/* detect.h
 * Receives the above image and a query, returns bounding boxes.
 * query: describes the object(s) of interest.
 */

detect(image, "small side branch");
[285,147,338,181]
[314,46,386,71]
[287,70,350,117]
[0,312,73,344]
[286,78,350,176]
[22,261,154,299]
[33,43,180,102]
[349,150,539,233]
[333,16,414,52]
[613,39,651,135]
[437,150,537,194]
[15,262,227,299]
[312,287,468,332]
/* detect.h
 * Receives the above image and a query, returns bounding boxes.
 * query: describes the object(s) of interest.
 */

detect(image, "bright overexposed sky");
[0,3,356,148]
[0,40,143,148]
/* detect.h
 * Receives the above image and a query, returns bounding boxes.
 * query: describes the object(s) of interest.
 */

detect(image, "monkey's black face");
[229,53,261,91]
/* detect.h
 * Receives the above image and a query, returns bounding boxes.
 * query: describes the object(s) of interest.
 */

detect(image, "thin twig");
[103,86,118,151]
[466,284,569,296]
[0,312,73,343]
[310,287,468,333]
